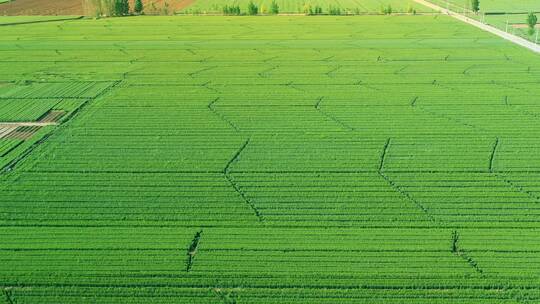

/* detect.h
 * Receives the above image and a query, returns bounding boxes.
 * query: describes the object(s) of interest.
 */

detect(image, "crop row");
[1,171,540,228]
[0,98,61,122]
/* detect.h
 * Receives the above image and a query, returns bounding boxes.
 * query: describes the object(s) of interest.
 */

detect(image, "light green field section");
[1,15,540,303]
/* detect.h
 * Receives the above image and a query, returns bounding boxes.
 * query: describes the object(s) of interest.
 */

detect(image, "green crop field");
[181,0,427,14]
[2,14,540,303]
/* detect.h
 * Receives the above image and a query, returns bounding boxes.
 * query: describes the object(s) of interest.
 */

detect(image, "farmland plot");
[1,15,540,303]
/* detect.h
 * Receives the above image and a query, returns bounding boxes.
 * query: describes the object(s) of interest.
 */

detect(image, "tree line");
[84,0,144,17]
[223,1,279,15]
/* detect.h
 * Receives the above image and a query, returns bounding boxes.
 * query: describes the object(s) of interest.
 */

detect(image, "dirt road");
[414,0,540,54]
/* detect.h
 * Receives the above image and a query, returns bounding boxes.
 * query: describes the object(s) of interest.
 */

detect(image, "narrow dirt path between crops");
[512,24,540,29]
[414,0,540,54]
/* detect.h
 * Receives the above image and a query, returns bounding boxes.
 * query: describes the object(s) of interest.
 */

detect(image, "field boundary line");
[186,230,202,272]
[377,138,437,223]
[223,138,250,174]
[0,16,84,27]
[2,288,13,304]
[378,138,391,172]
[494,173,540,203]
[207,97,241,132]
[223,139,264,222]
[451,231,484,275]
[314,96,355,131]
[414,0,540,54]
[489,137,500,172]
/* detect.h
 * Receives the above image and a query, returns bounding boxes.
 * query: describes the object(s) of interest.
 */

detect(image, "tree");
[84,0,115,17]
[527,12,538,35]
[269,0,279,14]
[134,0,143,14]
[113,0,129,16]
[223,5,241,15]
[380,4,392,14]
[328,5,341,15]
[123,0,130,14]
[247,1,258,15]
[303,4,311,14]
[471,0,479,13]
[162,1,169,14]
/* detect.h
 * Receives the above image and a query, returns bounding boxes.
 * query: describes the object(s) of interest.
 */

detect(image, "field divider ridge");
[377,138,437,223]
[223,139,264,222]
[314,96,355,131]
[186,230,203,272]
[489,137,500,173]
[0,16,84,27]
[450,230,484,275]
[207,97,241,132]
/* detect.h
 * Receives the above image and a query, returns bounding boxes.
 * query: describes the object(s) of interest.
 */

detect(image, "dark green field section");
[1,16,540,303]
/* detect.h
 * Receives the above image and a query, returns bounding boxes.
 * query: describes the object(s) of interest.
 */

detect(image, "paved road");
[414,0,540,54]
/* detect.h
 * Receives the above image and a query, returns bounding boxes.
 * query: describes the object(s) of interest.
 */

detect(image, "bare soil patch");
[0,0,84,15]
[0,126,17,139]
[39,110,65,123]
[4,126,41,140]
[512,23,540,29]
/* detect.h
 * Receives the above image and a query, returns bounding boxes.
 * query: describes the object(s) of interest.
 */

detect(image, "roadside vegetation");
[182,0,428,15]
[527,12,538,36]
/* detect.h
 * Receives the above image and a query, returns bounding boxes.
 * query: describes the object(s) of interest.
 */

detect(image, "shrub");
[113,0,129,16]
[407,4,416,14]
[328,5,341,15]
[381,4,392,15]
[471,0,479,13]
[304,4,322,15]
[162,1,169,15]
[84,0,115,17]
[270,0,279,14]
[223,5,241,15]
[247,1,258,15]
[527,12,538,35]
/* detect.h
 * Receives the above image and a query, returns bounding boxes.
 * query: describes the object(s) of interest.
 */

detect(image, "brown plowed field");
[0,0,194,15]
[0,0,84,15]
